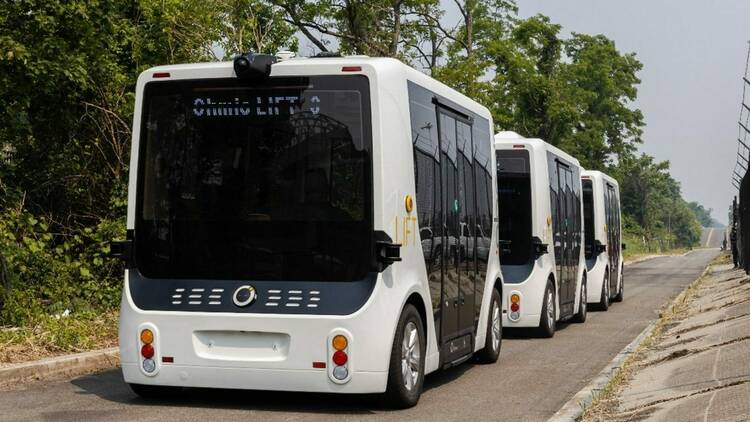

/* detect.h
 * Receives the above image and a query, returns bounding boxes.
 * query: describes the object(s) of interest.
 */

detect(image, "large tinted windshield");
[497,149,532,265]
[583,179,595,259]
[136,76,372,281]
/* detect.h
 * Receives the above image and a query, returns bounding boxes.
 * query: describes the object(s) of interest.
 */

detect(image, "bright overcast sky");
[509,0,750,225]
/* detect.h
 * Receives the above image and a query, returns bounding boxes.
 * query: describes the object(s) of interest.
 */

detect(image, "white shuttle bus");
[581,170,624,310]
[494,132,587,337]
[112,53,502,408]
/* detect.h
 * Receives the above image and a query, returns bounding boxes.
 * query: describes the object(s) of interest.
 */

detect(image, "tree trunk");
[390,0,402,56]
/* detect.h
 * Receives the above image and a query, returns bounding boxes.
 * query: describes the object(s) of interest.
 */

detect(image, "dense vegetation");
[0,0,710,349]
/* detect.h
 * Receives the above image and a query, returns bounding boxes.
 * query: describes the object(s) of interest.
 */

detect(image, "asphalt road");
[701,227,726,249]
[0,249,719,422]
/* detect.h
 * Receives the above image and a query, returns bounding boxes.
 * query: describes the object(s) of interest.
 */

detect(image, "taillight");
[141,344,155,359]
[332,350,348,366]
[509,292,521,321]
[330,333,351,382]
[139,327,158,374]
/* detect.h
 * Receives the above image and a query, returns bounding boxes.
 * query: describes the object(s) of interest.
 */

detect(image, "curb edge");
[0,347,119,388]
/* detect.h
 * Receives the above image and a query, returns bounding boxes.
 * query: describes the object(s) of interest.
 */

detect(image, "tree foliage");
[0,0,704,325]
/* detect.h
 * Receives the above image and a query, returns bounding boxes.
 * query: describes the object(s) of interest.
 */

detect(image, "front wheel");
[384,304,426,409]
[537,279,556,338]
[572,276,587,323]
[475,289,502,363]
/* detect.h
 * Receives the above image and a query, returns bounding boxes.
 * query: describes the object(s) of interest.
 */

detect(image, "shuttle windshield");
[135,75,372,281]
[496,149,532,265]
[582,179,595,260]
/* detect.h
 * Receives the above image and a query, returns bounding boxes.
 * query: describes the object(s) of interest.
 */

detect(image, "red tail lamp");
[510,302,520,312]
[141,344,155,359]
[332,350,348,366]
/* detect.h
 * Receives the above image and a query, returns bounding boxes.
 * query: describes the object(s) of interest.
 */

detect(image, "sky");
[507,0,750,225]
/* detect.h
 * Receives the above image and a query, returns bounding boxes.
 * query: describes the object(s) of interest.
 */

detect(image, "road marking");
[705,228,714,248]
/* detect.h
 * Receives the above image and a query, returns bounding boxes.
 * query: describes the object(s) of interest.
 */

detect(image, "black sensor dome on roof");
[233,52,277,80]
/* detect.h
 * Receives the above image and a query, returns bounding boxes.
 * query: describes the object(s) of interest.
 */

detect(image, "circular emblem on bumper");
[233,285,257,307]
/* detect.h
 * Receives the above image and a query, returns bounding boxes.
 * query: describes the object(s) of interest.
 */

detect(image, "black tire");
[613,272,624,302]
[128,383,183,399]
[572,275,587,323]
[597,272,610,311]
[475,288,502,363]
[537,279,556,338]
[384,304,426,409]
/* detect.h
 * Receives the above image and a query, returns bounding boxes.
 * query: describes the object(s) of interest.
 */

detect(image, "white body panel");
[581,170,624,304]
[120,57,501,393]
[494,132,586,328]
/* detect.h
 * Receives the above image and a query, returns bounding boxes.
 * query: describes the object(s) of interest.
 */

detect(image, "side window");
[408,82,442,331]
[456,120,475,278]
[473,117,492,277]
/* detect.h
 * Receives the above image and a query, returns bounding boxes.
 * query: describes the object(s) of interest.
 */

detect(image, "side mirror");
[374,231,401,271]
[621,243,627,250]
[110,240,134,268]
[595,240,607,255]
[532,236,548,259]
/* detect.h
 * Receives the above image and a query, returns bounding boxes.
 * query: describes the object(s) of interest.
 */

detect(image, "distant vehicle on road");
[581,170,625,311]
[495,132,587,337]
[112,53,502,408]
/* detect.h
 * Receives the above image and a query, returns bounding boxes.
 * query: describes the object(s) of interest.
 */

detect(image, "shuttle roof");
[139,56,493,122]
[581,169,620,187]
[494,132,581,168]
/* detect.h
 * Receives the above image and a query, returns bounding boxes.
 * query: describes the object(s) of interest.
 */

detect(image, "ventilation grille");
[170,288,225,306]
[264,289,321,309]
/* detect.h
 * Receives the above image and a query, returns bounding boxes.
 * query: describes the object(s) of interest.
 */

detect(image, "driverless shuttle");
[112,53,502,408]
[581,170,624,310]
[494,132,587,337]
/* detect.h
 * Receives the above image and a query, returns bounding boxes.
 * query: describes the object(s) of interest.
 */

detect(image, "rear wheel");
[537,279,556,338]
[384,304,425,409]
[128,383,182,399]
[597,272,610,311]
[475,288,502,363]
[572,275,587,323]
[613,272,624,302]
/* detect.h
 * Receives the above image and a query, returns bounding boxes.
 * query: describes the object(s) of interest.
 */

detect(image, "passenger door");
[606,184,621,293]
[438,109,474,362]
[556,163,576,313]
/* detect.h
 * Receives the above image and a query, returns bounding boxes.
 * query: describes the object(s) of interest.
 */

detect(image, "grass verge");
[579,252,727,421]
[0,309,118,367]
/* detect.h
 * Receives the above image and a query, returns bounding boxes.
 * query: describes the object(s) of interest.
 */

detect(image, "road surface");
[0,249,719,422]
[701,227,726,249]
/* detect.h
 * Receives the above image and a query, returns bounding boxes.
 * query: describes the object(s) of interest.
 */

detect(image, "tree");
[687,201,716,227]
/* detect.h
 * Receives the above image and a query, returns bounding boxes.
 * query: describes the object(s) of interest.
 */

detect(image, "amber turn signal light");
[332,335,348,351]
[140,329,154,344]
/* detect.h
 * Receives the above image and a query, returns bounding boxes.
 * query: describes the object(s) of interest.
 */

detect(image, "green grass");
[0,309,118,365]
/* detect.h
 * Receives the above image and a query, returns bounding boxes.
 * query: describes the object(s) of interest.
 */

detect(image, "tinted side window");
[408,82,442,333]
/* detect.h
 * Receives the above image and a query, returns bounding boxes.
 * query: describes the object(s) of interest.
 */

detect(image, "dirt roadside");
[582,254,750,421]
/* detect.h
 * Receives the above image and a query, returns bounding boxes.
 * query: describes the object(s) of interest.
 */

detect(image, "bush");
[0,205,124,327]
